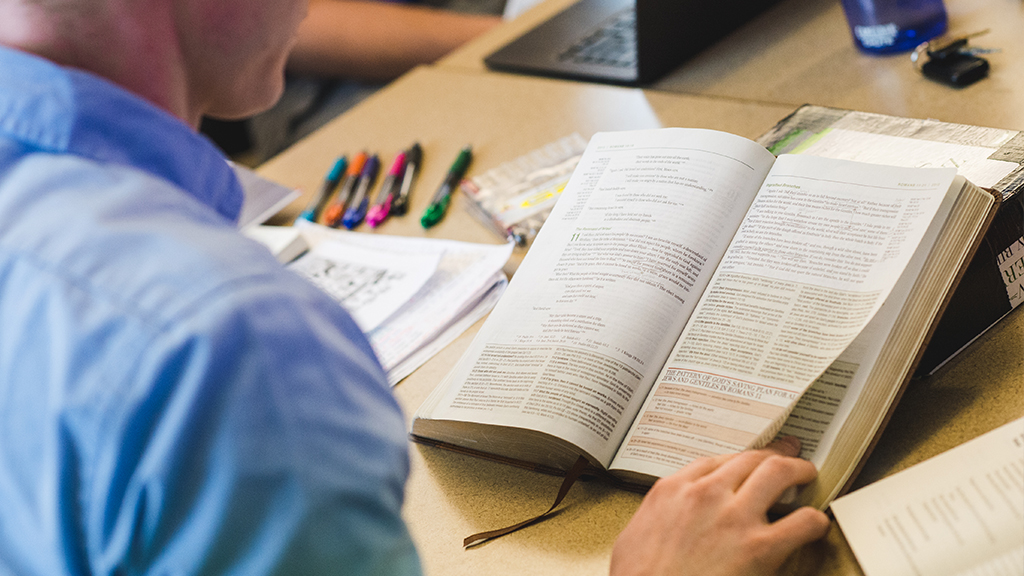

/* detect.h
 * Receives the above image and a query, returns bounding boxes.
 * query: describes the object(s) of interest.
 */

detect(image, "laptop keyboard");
[557,8,637,68]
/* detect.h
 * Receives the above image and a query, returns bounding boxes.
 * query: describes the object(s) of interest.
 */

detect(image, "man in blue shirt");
[0,0,828,574]
[0,0,420,573]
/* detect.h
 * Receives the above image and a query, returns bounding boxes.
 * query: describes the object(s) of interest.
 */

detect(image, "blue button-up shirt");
[0,46,421,576]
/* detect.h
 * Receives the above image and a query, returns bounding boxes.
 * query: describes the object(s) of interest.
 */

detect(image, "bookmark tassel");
[463,455,589,548]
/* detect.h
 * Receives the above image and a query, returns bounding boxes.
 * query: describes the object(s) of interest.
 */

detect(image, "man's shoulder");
[0,141,399,447]
[0,147,391,395]
[2,150,298,321]
[0,146,416,576]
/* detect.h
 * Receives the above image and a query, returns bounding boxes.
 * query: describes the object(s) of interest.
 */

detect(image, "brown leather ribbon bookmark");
[463,455,590,548]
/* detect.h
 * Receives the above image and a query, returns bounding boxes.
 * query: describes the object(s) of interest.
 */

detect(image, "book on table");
[411,127,999,510]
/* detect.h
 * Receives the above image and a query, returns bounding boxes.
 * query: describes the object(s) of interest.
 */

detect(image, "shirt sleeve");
[84,279,422,576]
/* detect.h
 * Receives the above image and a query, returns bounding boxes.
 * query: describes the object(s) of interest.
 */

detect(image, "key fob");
[920,52,990,86]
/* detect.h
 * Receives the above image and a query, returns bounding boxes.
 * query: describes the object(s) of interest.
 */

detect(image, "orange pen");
[322,151,367,227]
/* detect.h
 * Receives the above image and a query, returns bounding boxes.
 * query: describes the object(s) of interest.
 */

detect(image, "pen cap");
[326,157,347,181]
[374,153,406,202]
[449,146,472,176]
[405,142,423,166]
[387,152,406,176]
[347,152,368,176]
[360,154,380,179]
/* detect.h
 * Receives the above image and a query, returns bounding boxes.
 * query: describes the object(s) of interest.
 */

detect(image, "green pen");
[421,145,472,229]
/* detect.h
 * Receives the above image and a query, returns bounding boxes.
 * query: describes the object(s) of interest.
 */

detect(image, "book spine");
[916,191,1023,375]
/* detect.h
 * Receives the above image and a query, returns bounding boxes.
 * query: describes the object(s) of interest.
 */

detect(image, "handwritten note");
[289,241,440,332]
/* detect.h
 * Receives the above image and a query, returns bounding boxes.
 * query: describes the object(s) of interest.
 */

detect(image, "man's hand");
[610,437,830,576]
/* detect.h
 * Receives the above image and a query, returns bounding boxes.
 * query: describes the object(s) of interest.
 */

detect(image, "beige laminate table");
[258,66,1024,576]
[440,0,1024,130]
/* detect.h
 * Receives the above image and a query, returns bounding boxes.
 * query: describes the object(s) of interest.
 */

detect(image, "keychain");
[910,29,999,87]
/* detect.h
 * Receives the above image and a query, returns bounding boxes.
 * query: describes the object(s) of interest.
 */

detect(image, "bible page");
[776,176,993,508]
[611,154,959,477]
[423,129,777,467]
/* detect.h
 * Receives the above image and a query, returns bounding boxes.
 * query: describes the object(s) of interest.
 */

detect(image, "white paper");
[292,223,513,384]
[998,238,1024,308]
[794,129,1018,189]
[365,242,512,376]
[386,276,507,385]
[832,418,1024,576]
[429,128,779,466]
[610,155,959,476]
[289,241,440,332]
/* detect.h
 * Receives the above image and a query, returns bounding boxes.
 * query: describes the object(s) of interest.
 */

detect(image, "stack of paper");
[231,167,513,385]
[289,223,513,385]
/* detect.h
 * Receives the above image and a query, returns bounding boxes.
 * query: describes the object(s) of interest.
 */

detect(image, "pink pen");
[366,152,406,228]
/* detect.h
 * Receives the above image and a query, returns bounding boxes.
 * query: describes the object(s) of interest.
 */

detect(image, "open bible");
[412,128,999,509]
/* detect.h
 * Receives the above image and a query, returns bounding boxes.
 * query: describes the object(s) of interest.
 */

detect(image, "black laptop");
[484,0,779,86]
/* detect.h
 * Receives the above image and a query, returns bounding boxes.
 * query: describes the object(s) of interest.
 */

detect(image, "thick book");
[756,105,1024,376]
[412,128,998,510]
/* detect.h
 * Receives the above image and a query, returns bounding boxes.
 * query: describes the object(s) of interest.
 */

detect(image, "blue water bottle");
[840,0,948,54]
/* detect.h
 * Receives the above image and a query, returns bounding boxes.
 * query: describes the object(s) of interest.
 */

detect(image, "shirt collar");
[0,46,243,223]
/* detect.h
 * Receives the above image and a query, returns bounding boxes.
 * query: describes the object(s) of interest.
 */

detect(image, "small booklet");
[411,128,999,509]
[831,418,1024,576]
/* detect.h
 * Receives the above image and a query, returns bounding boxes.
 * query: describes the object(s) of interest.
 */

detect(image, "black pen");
[390,142,421,216]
